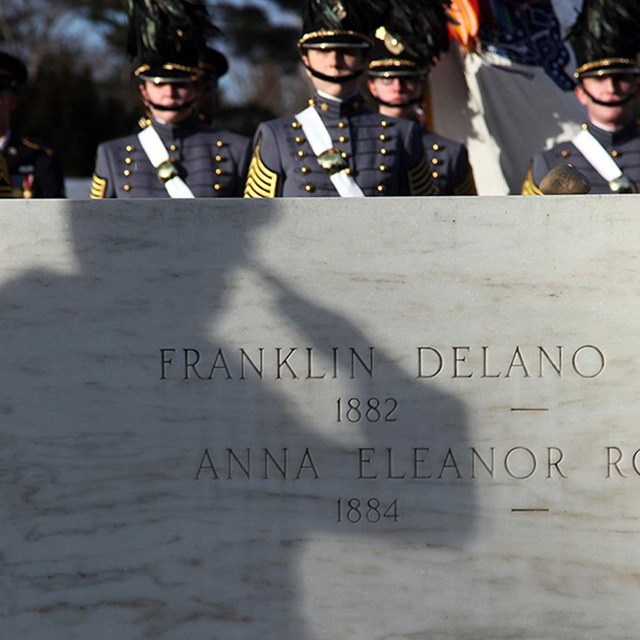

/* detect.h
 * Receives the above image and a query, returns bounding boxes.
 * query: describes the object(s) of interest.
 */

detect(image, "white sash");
[572,129,623,183]
[137,126,195,198]
[295,106,365,198]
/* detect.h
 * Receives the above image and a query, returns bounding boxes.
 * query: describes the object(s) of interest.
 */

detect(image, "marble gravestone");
[1,196,639,639]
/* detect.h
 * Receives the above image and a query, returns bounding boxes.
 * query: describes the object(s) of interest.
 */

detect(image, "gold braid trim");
[134,63,200,78]
[244,135,278,198]
[521,165,543,196]
[90,173,108,199]
[453,167,478,195]
[369,59,418,70]
[408,154,437,196]
[575,58,637,78]
[22,138,54,156]
[298,30,372,48]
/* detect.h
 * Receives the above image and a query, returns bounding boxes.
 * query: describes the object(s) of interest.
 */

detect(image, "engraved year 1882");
[336,397,398,423]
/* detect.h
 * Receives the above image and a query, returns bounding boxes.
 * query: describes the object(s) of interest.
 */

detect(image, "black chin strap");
[147,98,196,112]
[302,63,364,84]
[581,87,635,108]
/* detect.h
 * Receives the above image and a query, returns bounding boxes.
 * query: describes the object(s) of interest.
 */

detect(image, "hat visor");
[299,31,371,49]
[575,58,640,79]
[134,64,201,83]
[368,59,422,77]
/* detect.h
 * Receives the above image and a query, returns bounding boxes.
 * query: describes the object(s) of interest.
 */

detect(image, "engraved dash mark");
[511,508,550,513]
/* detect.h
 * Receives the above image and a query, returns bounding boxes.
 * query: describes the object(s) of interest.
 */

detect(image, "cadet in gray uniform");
[91,1,250,199]
[367,42,476,195]
[522,1,640,195]
[522,116,640,195]
[244,0,435,198]
[0,51,65,198]
[91,80,250,199]
[365,2,476,196]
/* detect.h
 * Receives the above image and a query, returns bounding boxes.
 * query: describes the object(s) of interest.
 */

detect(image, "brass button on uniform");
[379,134,388,142]
[294,136,304,144]
[432,143,440,151]
[297,150,307,158]
[169,144,178,152]
[215,154,224,162]
[124,157,133,165]
[381,120,389,128]
[338,121,347,129]
[377,184,386,193]
[300,166,310,175]
[216,140,224,148]
[431,158,440,165]
[338,135,347,143]
[123,184,131,192]
[123,169,131,177]
[341,152,349,159]
[379,164,387,172]
[304,184,315,193]
[561,150,570,158]
[213,183,222,191]
[215,168,224,176]
[380,148,388,156]
[291,120,302,129]
[432,171,440,179]
[611,150,620,158]
[125,145,134,153]
[344,168,353,176]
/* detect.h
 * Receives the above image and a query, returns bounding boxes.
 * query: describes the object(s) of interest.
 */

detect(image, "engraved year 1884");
[337,498,399,523]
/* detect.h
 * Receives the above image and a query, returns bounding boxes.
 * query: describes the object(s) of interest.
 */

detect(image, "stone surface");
[1,196,639,639]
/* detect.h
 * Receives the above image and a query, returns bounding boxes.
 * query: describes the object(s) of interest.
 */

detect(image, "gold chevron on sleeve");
[521,165,543,195]
[90,173,108,199]
[408,155,437,196]
[244,135,278,198]
[453,167,478,195]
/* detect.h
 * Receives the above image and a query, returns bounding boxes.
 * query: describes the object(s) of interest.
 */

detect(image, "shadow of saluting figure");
[0,200,474,639]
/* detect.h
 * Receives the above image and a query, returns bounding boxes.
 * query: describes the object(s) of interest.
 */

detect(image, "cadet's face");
[139,81,200,125]
[368,75,421,112]
[302,47,366,97]
[576,73,640,127]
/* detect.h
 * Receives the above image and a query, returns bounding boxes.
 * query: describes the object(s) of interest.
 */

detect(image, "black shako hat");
[0,51,28,91]
[127,0,220,83]
[367,0,451,78]
[368,28,423,77]
[298,0,386,50]
[199,46,229,82]
[568,0,640,81]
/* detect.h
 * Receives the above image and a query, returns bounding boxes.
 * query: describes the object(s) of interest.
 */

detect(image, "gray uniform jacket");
[522,120,640,194]
[91,118,251,198]
[245,92,435,197]
[423,130,476,196]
